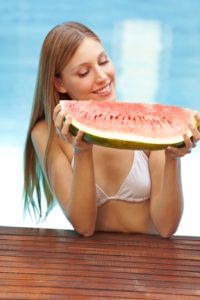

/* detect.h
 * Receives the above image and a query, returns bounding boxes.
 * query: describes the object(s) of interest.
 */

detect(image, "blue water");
[1,0,200,146]
[0,0,200,234]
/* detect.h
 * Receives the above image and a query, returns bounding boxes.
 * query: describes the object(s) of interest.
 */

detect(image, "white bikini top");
[71,150,151,207]
[96,150,151,206]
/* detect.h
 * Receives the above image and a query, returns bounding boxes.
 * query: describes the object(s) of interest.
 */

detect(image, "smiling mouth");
[93,83,111,96]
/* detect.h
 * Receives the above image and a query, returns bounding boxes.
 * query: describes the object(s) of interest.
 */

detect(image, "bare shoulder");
[31,120,73,164]
[31,120,49,154]
[30,120,50,167]
[31,120,48,141]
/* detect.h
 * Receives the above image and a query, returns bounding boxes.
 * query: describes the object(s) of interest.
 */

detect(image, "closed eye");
[78,70,89,77]
[99,59,109,65]
[78,59,109,77]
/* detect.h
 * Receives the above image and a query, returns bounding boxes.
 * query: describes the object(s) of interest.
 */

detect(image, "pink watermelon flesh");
[60,100,196,150]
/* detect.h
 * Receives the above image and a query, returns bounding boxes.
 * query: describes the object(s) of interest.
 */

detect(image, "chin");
[107,94,116,102]
[97,92,116,102]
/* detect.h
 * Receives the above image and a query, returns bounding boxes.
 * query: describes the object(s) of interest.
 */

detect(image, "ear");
[54,77,68,93]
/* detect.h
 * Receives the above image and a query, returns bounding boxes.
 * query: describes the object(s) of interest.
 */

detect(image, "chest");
[93,147,134,195]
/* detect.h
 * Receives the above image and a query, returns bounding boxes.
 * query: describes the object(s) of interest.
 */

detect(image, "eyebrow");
[71,51,107,72]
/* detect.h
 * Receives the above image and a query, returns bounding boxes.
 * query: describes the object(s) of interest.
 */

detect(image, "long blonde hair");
[23,21,100,220]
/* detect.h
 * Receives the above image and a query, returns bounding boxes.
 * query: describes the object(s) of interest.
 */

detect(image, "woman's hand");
[165,112,200,159]
[53,104,93,153]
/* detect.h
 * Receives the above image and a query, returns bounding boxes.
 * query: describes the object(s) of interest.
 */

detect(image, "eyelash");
[78,71,89,78]
[78,59,109,78]
[100,59,109,65]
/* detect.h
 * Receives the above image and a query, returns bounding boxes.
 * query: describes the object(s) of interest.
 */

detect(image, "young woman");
[24,21,200,237]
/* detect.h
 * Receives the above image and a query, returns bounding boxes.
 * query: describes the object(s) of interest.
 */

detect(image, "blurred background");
[0,0,200,235]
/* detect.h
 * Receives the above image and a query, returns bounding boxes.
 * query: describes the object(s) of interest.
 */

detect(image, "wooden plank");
[0,285,200,298]
[0,273,200,290]
[1,254,200,274]
[0,240,200,260]
[1,260,200,281]
[0,226,200,299]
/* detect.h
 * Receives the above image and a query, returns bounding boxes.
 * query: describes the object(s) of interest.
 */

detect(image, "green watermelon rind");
[69,124,186,150]
[61,100,197,150]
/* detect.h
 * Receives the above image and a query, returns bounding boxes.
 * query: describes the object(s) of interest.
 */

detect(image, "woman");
[24,21,200,237]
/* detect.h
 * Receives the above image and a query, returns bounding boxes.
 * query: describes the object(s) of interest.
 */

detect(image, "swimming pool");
[0,0,200,235]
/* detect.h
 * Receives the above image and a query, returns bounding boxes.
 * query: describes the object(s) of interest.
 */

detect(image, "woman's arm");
[31,121,97,237]
[149,115,200,238]
[149,151,184,238]
[65,148,97,236]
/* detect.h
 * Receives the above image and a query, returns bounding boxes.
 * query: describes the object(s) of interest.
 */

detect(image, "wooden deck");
[0,226,200,299]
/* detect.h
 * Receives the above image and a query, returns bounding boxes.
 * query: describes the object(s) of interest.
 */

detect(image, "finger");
[183,133,193,149]
[53,104,61,122]
[167,146,184,156]
[166,142,191,157]
[54,110,67,130]
[61,116,73,141]
[188,123,200,144]
[76,130,84,143]
[194,112,200,125]
[193,113,200,134]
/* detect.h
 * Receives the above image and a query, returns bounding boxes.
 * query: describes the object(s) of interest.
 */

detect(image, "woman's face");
[56,37,116,102]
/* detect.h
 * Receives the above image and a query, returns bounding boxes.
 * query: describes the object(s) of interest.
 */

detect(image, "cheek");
[75,79,93,95]
[78,79,91,89]
[105,64,115,82]
[107,64,115,80]
[67,78,93,98]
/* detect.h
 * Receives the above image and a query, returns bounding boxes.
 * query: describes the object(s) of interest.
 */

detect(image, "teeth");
[95,84,110,94]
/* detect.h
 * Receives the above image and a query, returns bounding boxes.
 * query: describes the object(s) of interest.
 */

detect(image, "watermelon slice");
[60,100,197,150]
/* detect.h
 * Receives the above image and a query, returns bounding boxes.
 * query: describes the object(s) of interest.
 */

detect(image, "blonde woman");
[24,21,200,237]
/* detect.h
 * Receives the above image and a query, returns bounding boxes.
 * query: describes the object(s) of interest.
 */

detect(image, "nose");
[95,67,107,83]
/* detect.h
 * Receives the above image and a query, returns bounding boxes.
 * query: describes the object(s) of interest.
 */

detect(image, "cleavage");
[94,148,134,197]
